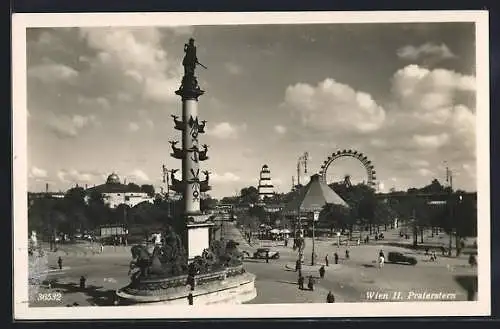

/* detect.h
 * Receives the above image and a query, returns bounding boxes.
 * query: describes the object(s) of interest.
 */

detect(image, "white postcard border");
[12,11,491,319]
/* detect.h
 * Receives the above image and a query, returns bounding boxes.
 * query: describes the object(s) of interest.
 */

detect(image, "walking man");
[378,250,385,269]
[319,265,326,279]
[325,254,329,267]
[265,250,269,263]
[79,276,86,289]
[307,276,315,291]
[334,252,339,265]
[326,291,335,303]
[58,256,63,270]
[345,249,350,260]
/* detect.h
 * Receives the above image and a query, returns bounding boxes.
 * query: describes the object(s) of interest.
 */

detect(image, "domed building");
[84,172,154,208]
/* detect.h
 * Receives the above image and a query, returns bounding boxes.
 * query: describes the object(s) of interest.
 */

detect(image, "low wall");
[116,266,256,305]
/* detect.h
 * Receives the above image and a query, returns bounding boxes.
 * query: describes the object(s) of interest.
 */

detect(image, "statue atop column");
[182,38,207,77]
[178,38,206,98]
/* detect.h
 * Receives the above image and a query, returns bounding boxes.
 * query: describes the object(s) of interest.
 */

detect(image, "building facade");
[84,173,154,209]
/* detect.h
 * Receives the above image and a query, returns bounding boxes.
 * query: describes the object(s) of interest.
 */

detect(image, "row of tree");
[224,179,477,247]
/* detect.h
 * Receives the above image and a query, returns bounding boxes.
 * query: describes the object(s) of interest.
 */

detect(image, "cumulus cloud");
[397,43,456,61]
[284,78,386,134]
[389,65,476,153]
[77,27,181,104]
[77,95,111,110]
[412,133,450,149]
[225,62,242,75]
[418,168,434,177]
[128,169,150,182]
[28,63,79,83]
[207,122,246,139]
[29,166,48,179]
[284,63,477,191]
[274,125,287,134]
[128,122,140,132]
[46,113,99,138]
[57,169,97,183]
[211,172,241,183]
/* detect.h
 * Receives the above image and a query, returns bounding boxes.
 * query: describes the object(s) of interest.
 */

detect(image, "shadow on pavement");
[276,280,299,285]
[50,281,117,306]
[362,264,376,268]
[243,259,265,263]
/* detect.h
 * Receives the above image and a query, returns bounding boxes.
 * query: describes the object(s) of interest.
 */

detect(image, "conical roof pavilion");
[285,174,348,213]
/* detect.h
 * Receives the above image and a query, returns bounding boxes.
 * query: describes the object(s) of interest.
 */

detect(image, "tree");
[201,195,218,212]
[240,186,259,205]
[322,204,351,234]
[65,187,86,206]
[140,184,156,197]
[127,183,141,192]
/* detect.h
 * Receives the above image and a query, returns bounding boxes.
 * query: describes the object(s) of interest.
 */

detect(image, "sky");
[26,23,478,198]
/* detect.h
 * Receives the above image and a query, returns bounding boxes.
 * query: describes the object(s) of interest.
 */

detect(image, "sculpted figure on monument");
[129,225,188,279]
[180,38,207,91]
[183,38,198,77]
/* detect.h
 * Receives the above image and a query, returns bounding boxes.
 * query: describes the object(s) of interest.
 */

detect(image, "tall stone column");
[170,38,214,261]
[180,88,203,215]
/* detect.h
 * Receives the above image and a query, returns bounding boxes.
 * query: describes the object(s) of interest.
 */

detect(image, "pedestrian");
[326,291,335,303]
[325,254,329,267]
[319,265,325,279]
[307,276,315,291]
[468,254,477,267]
[345,250,350,260]
[357,238,360,246]
[295,259,301,272]
[378,250,385,269]
[334,252,339,264]
[57,256,63,270]
[298,275,304,290]
[100,243,104,254]
[265,250,269,263]
[188,293,194,305]
[80,276,86,289]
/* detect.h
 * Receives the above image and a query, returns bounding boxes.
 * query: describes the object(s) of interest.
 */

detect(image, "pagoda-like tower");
[169,38,214,261]
[258,164,275,201]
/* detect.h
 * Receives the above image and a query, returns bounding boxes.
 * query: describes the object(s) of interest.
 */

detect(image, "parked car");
[253,248,280,260]
[387,252,417,265]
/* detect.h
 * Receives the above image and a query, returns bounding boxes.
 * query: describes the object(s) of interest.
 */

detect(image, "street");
[29,222,477,307]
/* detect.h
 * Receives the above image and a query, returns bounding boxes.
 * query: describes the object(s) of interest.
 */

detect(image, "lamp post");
[311,210,319,266]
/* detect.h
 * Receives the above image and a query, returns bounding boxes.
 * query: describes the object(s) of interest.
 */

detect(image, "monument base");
[116,269,256,306]
[186,219,214,261]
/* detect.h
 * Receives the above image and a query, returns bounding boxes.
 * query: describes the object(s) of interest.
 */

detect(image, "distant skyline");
[26,23,477,198]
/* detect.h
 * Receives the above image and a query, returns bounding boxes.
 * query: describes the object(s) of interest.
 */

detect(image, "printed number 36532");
[37,292,62,302]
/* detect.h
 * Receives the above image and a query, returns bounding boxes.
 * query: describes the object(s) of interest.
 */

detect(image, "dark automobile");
[253,248,280,260]
[387,252,417,265]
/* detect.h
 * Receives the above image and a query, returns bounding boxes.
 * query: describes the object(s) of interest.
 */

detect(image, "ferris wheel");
[319,149,378,188]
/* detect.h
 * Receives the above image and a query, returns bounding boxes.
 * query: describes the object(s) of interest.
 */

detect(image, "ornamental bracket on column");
[169,140,185,159]
[171,114,185,131]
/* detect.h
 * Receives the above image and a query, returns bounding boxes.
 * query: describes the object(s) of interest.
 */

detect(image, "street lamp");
[311,210,320,266]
